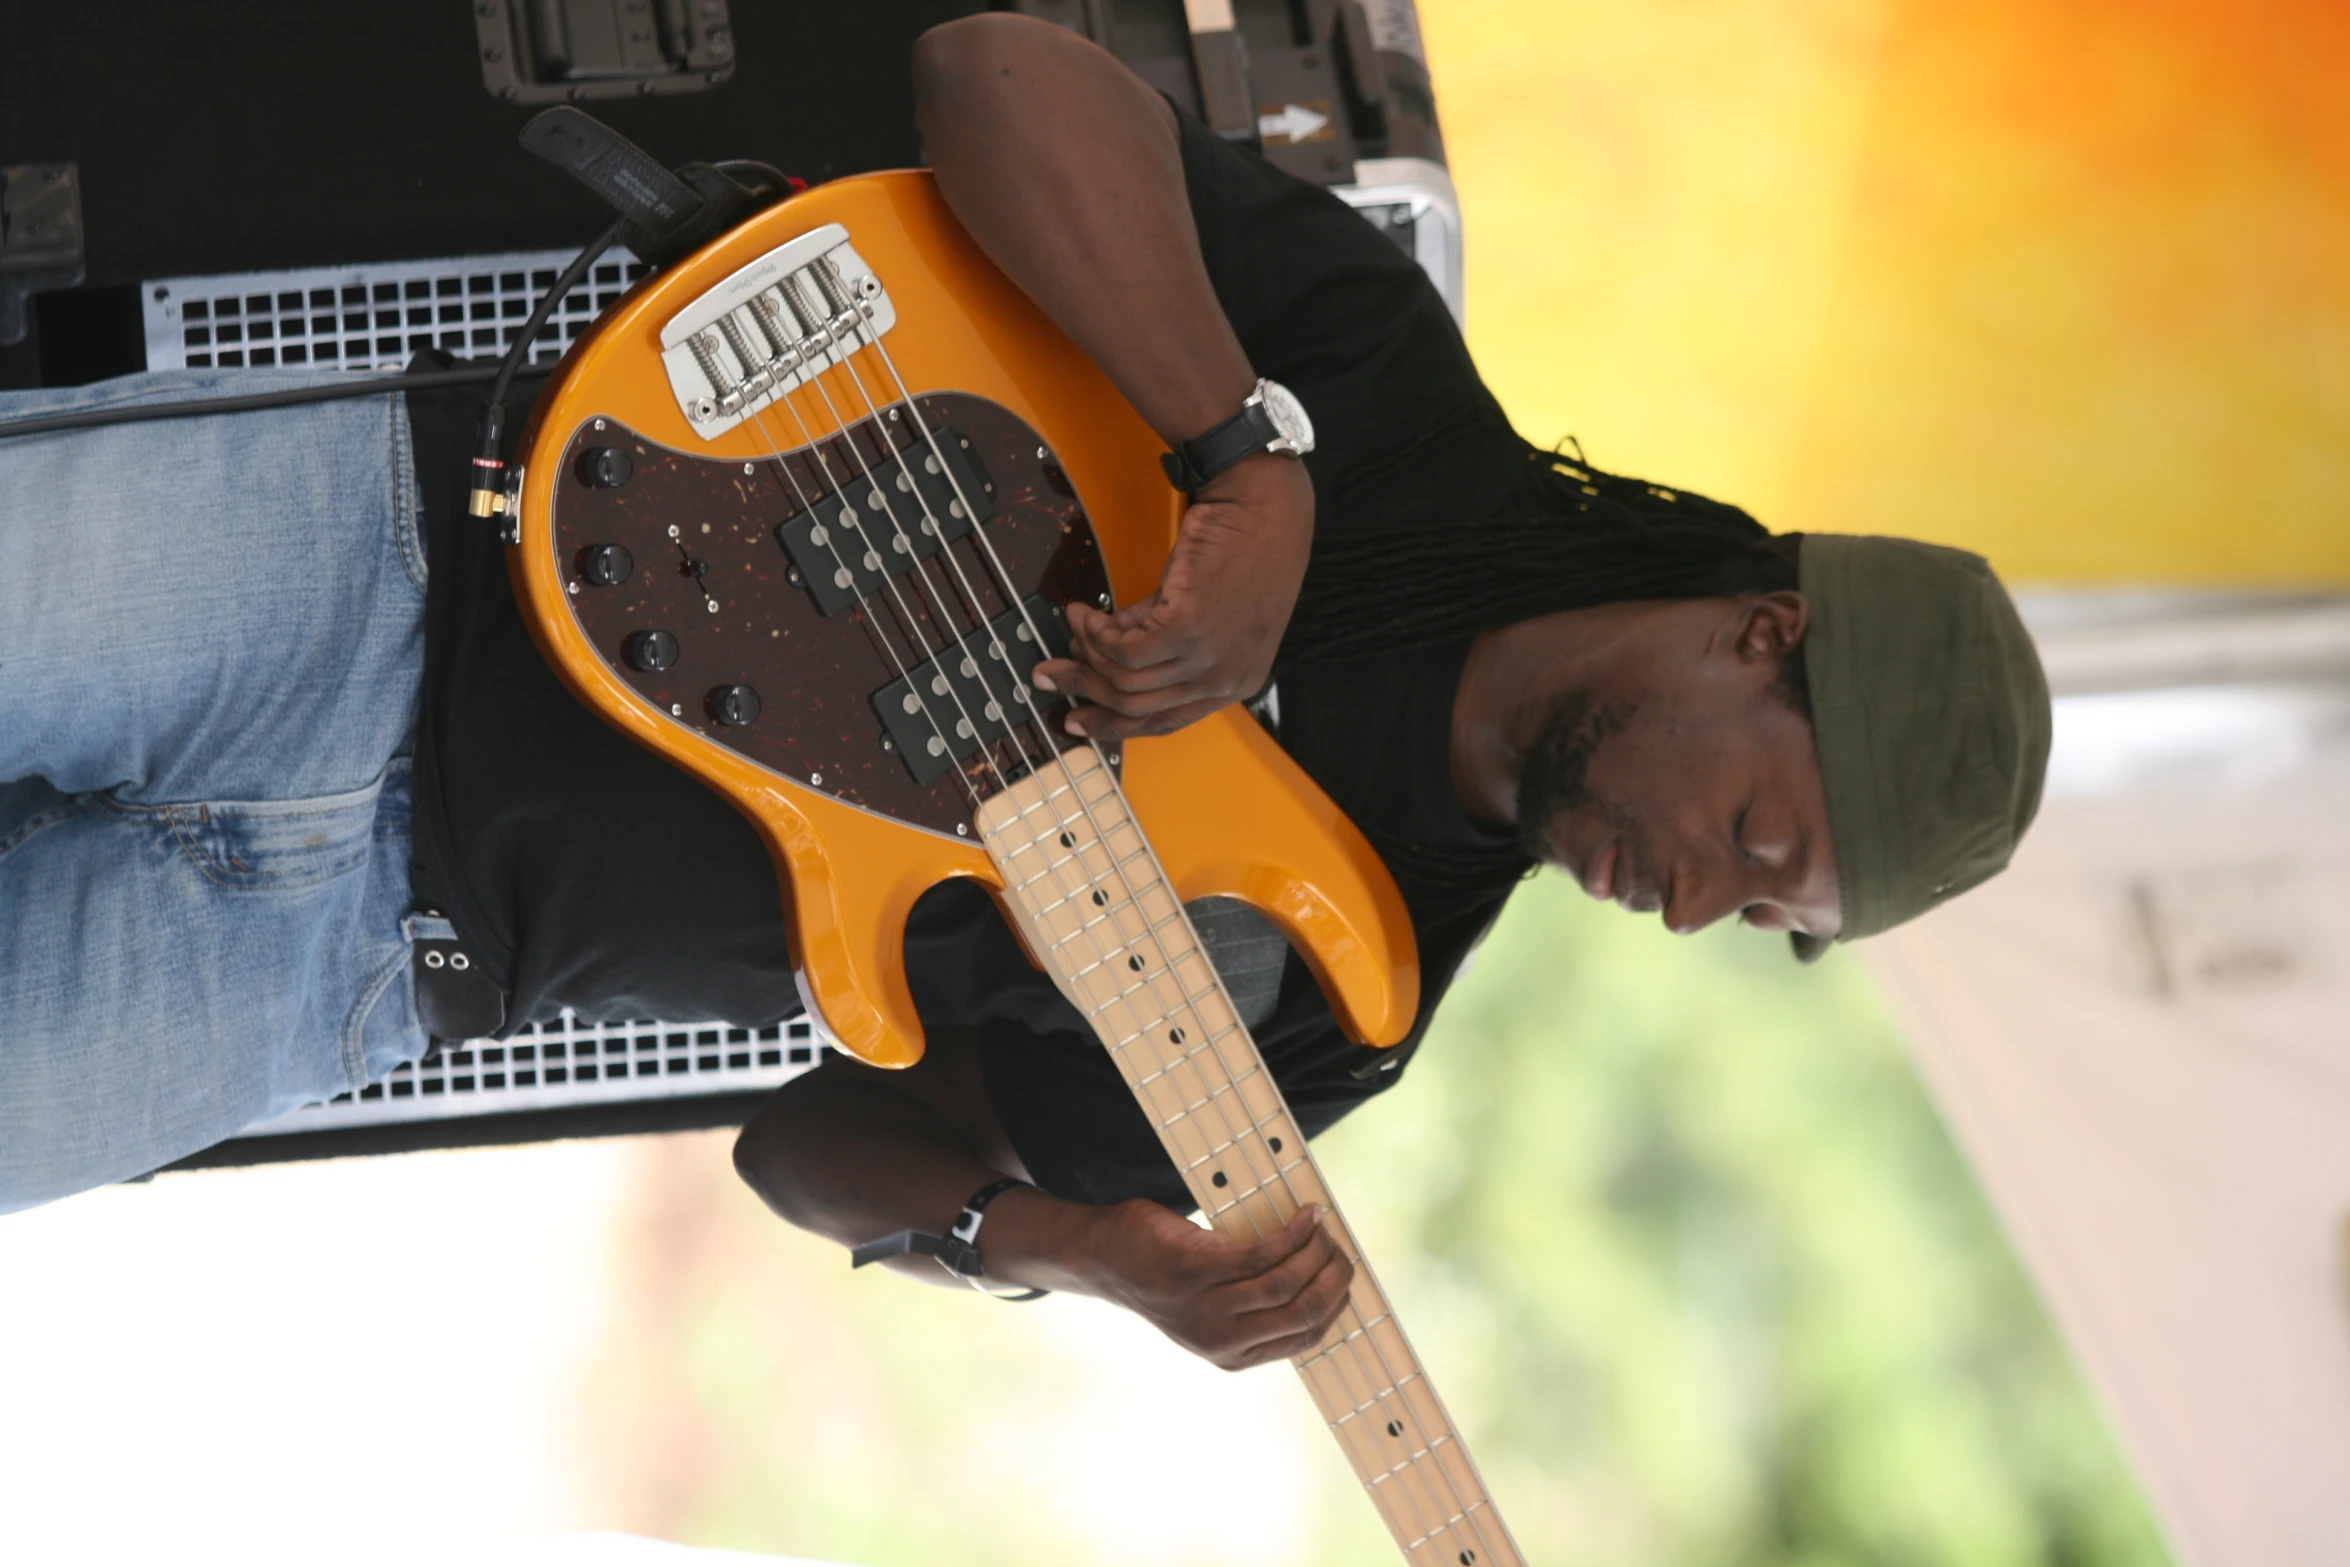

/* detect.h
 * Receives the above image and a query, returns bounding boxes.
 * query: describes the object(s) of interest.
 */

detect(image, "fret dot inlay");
[1059,830,1076,847]
[1092,889,1107,906]
[1388,1420,1402,1436]
[1269,1136,1283,1153]
[1211,1170,1228,1188]
[1128,954,1144,971]
[1170,1028,1185,1044]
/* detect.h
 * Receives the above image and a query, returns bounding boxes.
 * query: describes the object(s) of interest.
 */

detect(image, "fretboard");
[977,747,1524,1567]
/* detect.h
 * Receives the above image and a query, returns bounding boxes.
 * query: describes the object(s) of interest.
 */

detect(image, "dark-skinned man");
[1,11,2049,1386]
[727,16,2048,1370]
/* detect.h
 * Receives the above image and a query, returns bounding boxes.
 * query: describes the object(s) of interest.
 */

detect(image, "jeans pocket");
[0,777,80,857]
[108,774,389,893]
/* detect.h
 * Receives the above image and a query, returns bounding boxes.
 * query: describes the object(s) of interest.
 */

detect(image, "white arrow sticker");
[1256,102,1331,144]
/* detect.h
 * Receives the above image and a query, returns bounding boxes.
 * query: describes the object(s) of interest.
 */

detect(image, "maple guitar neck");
[978,747,1525,1567]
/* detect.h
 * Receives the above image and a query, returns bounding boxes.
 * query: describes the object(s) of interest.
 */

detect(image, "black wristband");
[943,1175,1031,1274]
[849,1176,1049,1301]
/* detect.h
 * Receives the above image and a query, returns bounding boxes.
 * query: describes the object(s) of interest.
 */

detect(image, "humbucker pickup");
[775,433,995,618]
[871,598,1070,784]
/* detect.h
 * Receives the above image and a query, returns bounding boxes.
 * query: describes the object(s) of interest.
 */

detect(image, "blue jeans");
[0,369,434,1212]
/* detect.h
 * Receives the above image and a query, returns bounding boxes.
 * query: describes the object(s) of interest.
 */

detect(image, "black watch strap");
[1161,398,1281,493]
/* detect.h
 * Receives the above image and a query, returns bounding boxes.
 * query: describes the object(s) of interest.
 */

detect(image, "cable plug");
[468,400,509,519]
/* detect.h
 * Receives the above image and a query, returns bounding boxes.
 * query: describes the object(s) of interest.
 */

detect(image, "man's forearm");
[734,1064,1353,1369]
[727,1051,1247,1306]
[740,1073,991,1284]
[911,15,1256,447]
[912,15,1317,740]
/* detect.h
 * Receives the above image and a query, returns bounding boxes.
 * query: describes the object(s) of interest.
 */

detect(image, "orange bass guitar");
[507,169,1524,1567]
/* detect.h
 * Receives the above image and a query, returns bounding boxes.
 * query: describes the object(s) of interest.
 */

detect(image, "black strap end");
[518,107,701,230]
[851,1228,978,1274]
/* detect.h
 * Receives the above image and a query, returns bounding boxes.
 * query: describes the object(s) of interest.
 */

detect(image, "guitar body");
[508,170,1523,1566]
[509,170,1417,1067]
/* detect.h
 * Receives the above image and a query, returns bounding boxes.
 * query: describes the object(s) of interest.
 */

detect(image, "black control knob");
[578,543,634,586]
[707,684,761,727]
[624,629,678,672]
[575,446,636,489]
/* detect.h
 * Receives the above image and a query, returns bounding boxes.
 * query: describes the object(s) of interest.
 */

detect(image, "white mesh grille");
[239,1011,823,1137]
[141,246,648,374]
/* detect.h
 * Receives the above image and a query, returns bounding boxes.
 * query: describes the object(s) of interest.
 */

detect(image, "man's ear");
[1735,590,1812,663]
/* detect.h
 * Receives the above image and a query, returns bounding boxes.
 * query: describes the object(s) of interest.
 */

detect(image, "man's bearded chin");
[1513,692,1624,862]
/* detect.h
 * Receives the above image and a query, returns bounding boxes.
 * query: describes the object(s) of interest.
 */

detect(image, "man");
[0,12,2049,1375]
[720,16,2048,1369]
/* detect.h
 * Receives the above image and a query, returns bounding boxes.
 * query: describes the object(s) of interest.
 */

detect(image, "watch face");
[1259,379,1316,455]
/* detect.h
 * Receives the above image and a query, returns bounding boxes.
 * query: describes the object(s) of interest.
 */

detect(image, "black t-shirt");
[409,367,804,1034]
[408,112,1530,1212]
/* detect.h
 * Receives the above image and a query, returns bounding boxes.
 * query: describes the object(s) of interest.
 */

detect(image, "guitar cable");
[466,218,625,517]
[0,362,507,441]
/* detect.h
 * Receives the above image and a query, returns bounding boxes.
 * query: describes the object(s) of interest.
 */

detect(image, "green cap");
[1790,535,2052,962]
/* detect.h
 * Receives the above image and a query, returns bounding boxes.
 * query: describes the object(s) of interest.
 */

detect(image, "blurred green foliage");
[1304,875,2172,1566]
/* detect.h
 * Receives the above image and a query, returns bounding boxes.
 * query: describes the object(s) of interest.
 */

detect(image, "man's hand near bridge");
[1038,451,1313,740]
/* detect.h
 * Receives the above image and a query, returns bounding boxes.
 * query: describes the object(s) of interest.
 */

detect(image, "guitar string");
[813,296,1347,1224]
[732,289,1185,1094]
[844,324,1498,1567]
[720,307,986,805]
[768,274,1040,803]
[703,304,985,807]
[757,393,1022,809]
[836,294,1502,1565]
[823,268,1498,1562]
[768,341,1323,1243]
[764,369,1337,1327]
[694,345,1517,1545]
[782,281,1286,1052]
[794,308,1369,1290]
[702,269,1498,1564]
[748,358,1451,1516]
[756,274,1076,817]
[738,402,983,810]
[734,380,1429,1470]
[776,310,1040,796]
[810,284,1073,779]
[740,288,1022,808]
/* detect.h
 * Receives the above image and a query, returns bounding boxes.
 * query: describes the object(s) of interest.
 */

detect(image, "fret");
[976,749,1524,1567]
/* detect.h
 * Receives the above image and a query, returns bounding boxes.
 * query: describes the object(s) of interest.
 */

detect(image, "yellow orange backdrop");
[1429,0,2350,583]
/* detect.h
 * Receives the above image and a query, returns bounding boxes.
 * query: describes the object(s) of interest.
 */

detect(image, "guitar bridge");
[657,223,897,438]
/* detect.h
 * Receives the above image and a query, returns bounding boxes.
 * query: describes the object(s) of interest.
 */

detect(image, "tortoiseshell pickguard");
[547,392,1110,838]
